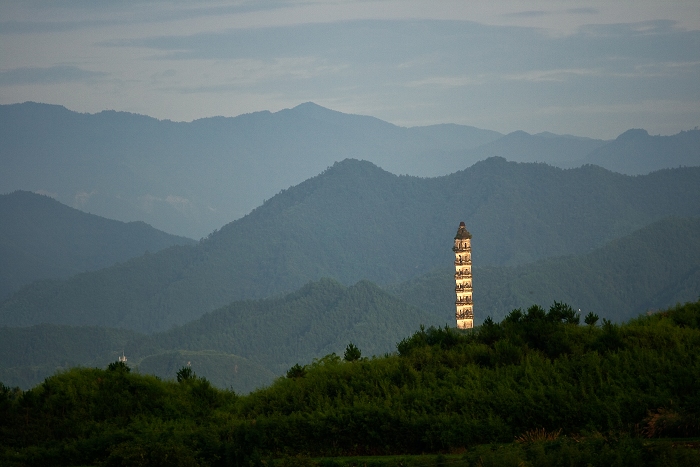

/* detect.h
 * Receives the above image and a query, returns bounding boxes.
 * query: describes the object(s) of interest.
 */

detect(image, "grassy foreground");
[2,300,700,466]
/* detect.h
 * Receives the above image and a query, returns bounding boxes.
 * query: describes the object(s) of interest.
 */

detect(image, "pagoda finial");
[454,222,472,240]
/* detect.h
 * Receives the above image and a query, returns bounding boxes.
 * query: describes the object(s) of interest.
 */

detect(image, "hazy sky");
[1,0,699,138]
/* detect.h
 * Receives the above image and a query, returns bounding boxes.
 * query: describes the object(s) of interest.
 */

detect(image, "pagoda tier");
[454,222,473,329]
[456,309,474,320]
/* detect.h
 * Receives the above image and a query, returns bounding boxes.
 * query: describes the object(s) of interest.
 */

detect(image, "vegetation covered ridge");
[3,160,700,334]
[2,300,700,466]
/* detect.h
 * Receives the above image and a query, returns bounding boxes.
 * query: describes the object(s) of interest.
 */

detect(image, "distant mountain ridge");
[0,190,194,300]
[3,101,696,239]
[463,130,608,167]
[1,158,698,333]
[576,128,700,175]
[0,102,502,238]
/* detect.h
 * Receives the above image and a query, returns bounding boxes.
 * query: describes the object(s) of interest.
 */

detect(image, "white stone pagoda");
[453,222,473,329]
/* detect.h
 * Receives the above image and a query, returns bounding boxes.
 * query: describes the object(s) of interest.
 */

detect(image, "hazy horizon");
[1,1,699,140]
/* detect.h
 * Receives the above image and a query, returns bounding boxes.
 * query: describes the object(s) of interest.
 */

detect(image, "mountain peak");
[506,130,531,137]
[616,128,650,141]
[292,101,326,111]
[286,102,341,118]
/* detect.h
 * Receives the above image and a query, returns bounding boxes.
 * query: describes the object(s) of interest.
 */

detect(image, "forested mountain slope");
[0,191,194,299]
[133,279,434,376]
[0,324,139,390]
[0,279,434,392]
[1,158,699,333]
[389,216,700,323]
[0,102,501,237]
[0,321,274,393]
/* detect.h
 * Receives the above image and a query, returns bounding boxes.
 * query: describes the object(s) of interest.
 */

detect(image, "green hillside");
[0,190,194,299]
[0,324,139,389]
[135,279,436,375]
[0,279,437,392]
[1,159,699,333]
[137,350,275,394]
[390,216,700,324]
[0,323,275,394]
[2,301,699,466]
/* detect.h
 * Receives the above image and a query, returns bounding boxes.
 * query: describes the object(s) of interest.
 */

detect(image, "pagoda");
[453,222,473,329]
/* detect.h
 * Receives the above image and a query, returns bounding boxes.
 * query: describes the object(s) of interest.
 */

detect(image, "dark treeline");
[2,300,699,466]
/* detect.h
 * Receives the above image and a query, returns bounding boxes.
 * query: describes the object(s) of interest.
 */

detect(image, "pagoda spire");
[453,222,473,329]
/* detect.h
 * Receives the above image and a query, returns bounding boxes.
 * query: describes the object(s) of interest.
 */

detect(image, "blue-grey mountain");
[576,128,700,175]
[3,102,697,239]
[0,191,194,300]
[0,102,501,238]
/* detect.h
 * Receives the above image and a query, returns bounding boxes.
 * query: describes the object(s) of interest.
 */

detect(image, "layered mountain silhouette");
[3,102,697,238]
[576,128,700,175]
[463,130,608,167]
[0,102,500,237]
[1,158,698,333]
[0,190,194,300]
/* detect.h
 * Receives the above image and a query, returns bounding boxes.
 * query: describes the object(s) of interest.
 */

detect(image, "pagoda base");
[456,318,473,329]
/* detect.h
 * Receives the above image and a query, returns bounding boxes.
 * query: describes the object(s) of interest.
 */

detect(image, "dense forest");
[2,159,699,333]
[0,190,194,299]
[2,300,699,466]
